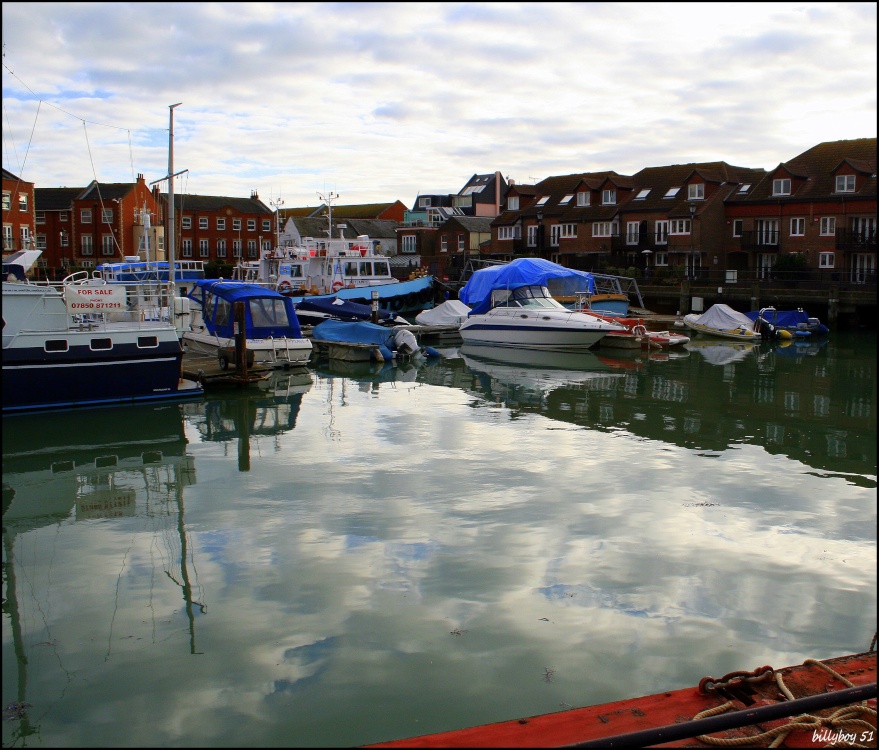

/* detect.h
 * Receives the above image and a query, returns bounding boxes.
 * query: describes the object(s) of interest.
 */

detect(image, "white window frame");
[1,192,9,211]
[655,220,669,245]
[101,235,115,256]
[81,208,92,223]
[35,234,47,249]
[419,196,432,207]
[217,239,227,257]
[634,189,650,200]
[181,239,193,257]
[592,222,617,238]
[669,219,691,235]
[527,225,538,247]
[81,235,94,256]
[458,234,465,252]
[262,220,271,231]
[401,235,417,253]
[835,175,855,193]
[732,219,743,238]
[498,226,521,240]
[247,240,257,258]
[35,211,46,224]
[60,231,69,247]
[18,193,28,212]
[559,223,577,239]
[102,208,113,224]
[626,221,640,245]
[535,195,549,207]
[247,219,256,231]
[199,239,209,257]
[182,216,192,229]
[507,196,519,211]
[663,187,680,199]
[688,183,704,200]
[232,218,242,231]
[820,217,836,236]
[819,252,835,268]
[576,192,590,207]
[654,252,668,266]
[772,178,791,196]
[559,194,574,205]
[199,217,208,230]
[789,218,805,236]
[602,189,616,205]
[217,218,226,230]
[440,235,448,252]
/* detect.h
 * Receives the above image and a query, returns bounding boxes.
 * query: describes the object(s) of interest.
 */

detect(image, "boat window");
[344,261,359,276]
[249,298,288,328]
[45,339,69,352]
[359,262,372,276]
[289,265,304,278]
[214,298,232,328]
[374,261,390,276]
[137,336,159,348]
[90,338,113,351]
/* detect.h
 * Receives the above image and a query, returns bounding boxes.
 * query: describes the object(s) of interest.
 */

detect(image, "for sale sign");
[65,284,127,312]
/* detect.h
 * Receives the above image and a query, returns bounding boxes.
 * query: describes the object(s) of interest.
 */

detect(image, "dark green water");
[3,330,876,747]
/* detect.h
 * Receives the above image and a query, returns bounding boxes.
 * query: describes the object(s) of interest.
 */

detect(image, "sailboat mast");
[167,103,182,288]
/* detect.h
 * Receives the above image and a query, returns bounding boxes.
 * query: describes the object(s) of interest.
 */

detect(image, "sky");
[2,2,876,211]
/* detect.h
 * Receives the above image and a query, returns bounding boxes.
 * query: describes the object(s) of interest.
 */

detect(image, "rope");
[694,658,876,748]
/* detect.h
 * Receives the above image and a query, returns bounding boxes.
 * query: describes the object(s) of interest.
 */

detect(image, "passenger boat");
[2,252,202,413]
[745,307,830,337]
[232,235,436,315]
[683,303,781,342]
[458,258,626,351]
[366,650,876,748]
[183,279,312,369]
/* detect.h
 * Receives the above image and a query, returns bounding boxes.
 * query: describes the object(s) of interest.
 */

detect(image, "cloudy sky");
[2,2,876,210]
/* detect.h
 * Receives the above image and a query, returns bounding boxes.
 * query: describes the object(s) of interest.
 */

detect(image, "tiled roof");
[445,216,494,233]
[631,162,766,212]
[35,187,84,210]
[78,182,136,201]
[160,193,273,214]
[287,216,399,240]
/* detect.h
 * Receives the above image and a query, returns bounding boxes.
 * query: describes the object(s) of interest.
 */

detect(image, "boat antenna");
[317,190,338,239]
[167,103,182,288]
[269,196,284,250]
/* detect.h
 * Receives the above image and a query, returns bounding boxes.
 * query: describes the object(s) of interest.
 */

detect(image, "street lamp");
[536,211,543,255]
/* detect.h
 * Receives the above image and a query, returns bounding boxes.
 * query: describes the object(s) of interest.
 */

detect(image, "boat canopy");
[459,258,595,314]
[744,308,825,331]
[187,279,303,339]
[295,295,397,323]
[414,299,471,326]
[3,249,43,280]
[691,303,755,330]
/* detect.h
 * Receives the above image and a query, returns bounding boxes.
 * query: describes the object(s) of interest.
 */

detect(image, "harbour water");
[2,330,876,748]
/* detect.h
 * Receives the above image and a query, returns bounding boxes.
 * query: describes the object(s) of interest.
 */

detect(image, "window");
[1,192,9,211]
[559,194,574,205]
[732,219,743,237]
[102,208,113,223]
[45,339,69,352]
[217,239,227,257]
[737,184,751,195]
[101,235,115,256]
[498,226,521,240]
[507,196,519,211]
[654,252,668,266]
[535,195,549,206]
[663,187,680,199]
[559,223,577,238]
[35,211,46,224]
[576,192,590,207]
[217,218,226,230]
[262,220,271,231]
[247,219,256,231]
[401,235,417,253]
[458,234,465,252]
[669,219,691,234]
[81,235,94,255]
[233,240,242,258]
[820,217,836,236]
[137,336,159,348]
[199,239,209,257]
[199,217,208,230]
[18,193,28,212]
[419,196,432,207]
[835,175,855,193]
[688,184,704,200]
[181,239,193,257]
[247,240,257,258]
[756,219,779,245]
[232,218,241,230]
[634,189,650,200]
[790,218,805,236]
[772,178,791,196]
[550,225,561,246]
[20,226,30,247]
[440,235,448,252]
[182,216,192,229]
[527,225,538,247]
[655,220,669,245]
[60,211,68,222]
[2,224,12,251]
[36,234,47,249]
[60,231,69,247]
[602,189,616,205]
[626,222,640,245]
[592,222,617,238]
[81,208,92,223]
[818,252,835,268]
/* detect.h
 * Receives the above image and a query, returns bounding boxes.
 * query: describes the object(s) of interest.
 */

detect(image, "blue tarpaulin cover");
[187,279,304,339]
[458,258,595,314]
[744,308,829,334]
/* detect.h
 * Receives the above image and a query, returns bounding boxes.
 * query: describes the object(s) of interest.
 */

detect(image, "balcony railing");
[739,230,780,251]
[836,229,877,251]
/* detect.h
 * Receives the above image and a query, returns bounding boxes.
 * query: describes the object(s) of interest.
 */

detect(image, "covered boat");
[683,303,777,342]
[184,280,312,368]
[294,295,408,327]
[744,307,830,337]
[310,319,438,362]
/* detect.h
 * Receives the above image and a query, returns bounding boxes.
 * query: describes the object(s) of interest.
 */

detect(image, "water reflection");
[2,404,200,745]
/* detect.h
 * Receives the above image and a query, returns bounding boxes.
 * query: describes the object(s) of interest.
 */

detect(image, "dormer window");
[835,175,855,193]
[634,189,651,200]
[663,187,680,199]
[602,189,616,205]
[535,195,550,206]
[559,194,574,205]
[419,196,432,207]
[772,178,791,196]
[688,184,704,200]
[507,196,519,211]
[737,184,751,194]
[576,192,590,207]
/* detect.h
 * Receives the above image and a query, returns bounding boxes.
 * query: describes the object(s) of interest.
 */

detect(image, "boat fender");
[377,344,393,361]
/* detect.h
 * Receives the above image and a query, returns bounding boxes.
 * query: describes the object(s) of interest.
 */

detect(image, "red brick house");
[2,169,35,257]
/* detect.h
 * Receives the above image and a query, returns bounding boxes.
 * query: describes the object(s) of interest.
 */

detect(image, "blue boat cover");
[187,279,304,339]
[458,258,595,314]
[296,295,397,323]
[744,308,829,334]
[311,320,398,348]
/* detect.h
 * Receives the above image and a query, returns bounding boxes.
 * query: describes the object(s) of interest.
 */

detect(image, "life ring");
[278,280,293,294]
[332,281,344,293]
[353,244,368,256]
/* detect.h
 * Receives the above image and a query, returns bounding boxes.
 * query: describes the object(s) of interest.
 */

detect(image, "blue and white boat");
[294,295,408,328]
[457,258,626,351]
[184,280,312,369]
[744,307,830,338]
[2,252,202,413]
[311,319,438,362]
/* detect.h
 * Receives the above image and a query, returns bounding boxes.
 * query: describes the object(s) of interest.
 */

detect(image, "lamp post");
[536,210,543,256]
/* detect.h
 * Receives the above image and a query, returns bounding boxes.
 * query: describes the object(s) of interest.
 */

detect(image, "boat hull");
[683,318,763,342]
[459,309,616,351]
[182,331,312,367]
[290,275,435,315]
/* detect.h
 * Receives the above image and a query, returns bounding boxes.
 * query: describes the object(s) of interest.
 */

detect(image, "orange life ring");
[332,281,344,293]
[278,280,293,293]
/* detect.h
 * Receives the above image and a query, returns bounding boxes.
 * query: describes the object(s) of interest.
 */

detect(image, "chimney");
[251,190,258,200]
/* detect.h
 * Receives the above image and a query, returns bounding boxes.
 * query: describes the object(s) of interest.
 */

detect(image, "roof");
[160,193,273,214]
[78,181,137,201]
[284,216,399,241]
[35,187,84,211]
[446,216,494,233]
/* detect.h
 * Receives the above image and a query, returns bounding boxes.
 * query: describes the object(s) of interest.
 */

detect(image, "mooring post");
[234,301,248,378]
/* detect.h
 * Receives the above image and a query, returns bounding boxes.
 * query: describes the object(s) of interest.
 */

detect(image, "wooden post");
[828,285,839,323]
[678,280,690,315]
[750,283,760,313]
[234,301,248,378]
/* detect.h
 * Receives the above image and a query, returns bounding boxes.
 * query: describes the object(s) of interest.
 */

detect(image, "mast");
[167,103,182,287]
[317,190,338,240]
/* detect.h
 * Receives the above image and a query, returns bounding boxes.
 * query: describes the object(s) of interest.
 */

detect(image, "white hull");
[182,329,312,367]
[682,318,762,342]
[459,307,620,351]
